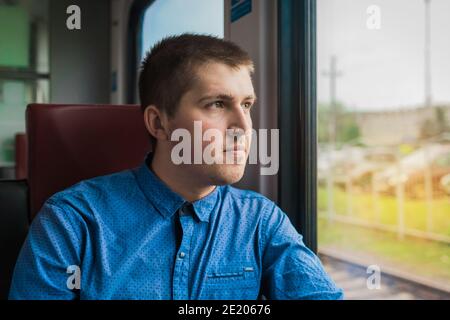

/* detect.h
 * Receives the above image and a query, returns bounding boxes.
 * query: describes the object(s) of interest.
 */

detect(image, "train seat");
[26,103,151,220]
[0,103,151,299]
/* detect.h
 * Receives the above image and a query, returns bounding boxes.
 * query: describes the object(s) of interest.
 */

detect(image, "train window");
[0,0,49,177]
[140,0,224,61]
[317,0,450,298]
[127,0,223,103]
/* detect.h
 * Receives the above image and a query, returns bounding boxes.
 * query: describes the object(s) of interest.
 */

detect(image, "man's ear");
[143,105,170,141]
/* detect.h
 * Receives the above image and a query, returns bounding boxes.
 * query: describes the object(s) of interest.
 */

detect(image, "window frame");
[278,0,318,252]
[127,0,154,104]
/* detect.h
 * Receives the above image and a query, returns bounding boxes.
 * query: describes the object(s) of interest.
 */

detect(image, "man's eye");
[208,101,225,108]
[243,102,253,110]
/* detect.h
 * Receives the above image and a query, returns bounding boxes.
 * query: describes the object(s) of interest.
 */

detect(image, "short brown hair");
[138,33,254,118]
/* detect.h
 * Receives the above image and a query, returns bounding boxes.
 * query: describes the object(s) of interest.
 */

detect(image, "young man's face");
[165,61,256,186]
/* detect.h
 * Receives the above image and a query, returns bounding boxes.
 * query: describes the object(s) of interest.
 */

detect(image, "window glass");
[318,0,450,298]
[140,0,224,60]
[0,0,49,172]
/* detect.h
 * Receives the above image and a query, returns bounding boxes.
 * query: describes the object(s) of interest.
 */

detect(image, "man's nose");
[228,103,252,132]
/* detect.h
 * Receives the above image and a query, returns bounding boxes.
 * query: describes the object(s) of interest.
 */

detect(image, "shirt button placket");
[173,204,195,300]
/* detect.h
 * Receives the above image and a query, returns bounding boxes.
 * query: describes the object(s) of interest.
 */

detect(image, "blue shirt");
[9,153,344,300]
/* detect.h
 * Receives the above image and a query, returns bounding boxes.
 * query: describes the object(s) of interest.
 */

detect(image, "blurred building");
[354,105,450,146]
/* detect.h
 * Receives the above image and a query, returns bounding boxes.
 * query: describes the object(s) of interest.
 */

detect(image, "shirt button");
[179,252,186,259]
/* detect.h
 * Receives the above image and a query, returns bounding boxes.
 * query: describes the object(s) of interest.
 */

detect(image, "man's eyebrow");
[198,94,257,103]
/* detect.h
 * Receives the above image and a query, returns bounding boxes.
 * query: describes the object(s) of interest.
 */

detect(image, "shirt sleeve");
[8,201,84,300]
[261,204,344,300]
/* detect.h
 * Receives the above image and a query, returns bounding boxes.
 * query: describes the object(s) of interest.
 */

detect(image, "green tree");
[420,105,449,140]
[317,102,361,145]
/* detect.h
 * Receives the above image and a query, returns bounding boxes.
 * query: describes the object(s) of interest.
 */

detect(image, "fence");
[318,143,450,244]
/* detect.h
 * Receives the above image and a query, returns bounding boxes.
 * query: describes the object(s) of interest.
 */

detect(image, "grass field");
[317,186,450,285]
[318,186,450,236]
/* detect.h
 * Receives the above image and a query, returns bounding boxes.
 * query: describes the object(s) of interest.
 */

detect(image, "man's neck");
[150,149,216,202]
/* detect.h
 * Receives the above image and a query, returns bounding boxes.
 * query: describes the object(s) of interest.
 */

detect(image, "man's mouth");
[224,144,246,152]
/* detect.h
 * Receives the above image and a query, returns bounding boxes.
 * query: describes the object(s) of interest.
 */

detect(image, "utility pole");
[323,55,343,145]
[424,0,434,234]
[424,0,432,108]
[322,55,343,221]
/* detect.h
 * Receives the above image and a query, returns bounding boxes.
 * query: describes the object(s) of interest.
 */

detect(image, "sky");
[140,0,450,112]
[317,0,450,111]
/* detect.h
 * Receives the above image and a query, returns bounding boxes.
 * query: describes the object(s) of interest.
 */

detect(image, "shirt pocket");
[204,265,259,289]
[200,265,260,299]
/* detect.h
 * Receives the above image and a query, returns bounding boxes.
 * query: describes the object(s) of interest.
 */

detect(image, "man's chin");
[205,164,246,186]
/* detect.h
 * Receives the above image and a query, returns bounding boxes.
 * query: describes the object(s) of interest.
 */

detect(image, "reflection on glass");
[0,0,49,171]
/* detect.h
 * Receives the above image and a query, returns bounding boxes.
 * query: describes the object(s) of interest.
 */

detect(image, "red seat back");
[15,133,28,180]
[26,104,151,220]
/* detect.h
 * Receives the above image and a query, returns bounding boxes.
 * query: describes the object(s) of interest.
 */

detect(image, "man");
[9,34,343,300]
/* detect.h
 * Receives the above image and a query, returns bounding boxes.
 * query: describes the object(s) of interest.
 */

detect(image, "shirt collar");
[133,152,220,223]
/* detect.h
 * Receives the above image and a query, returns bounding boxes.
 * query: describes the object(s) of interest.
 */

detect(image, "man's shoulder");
[46,168,136,209]
[221,184,277,212]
